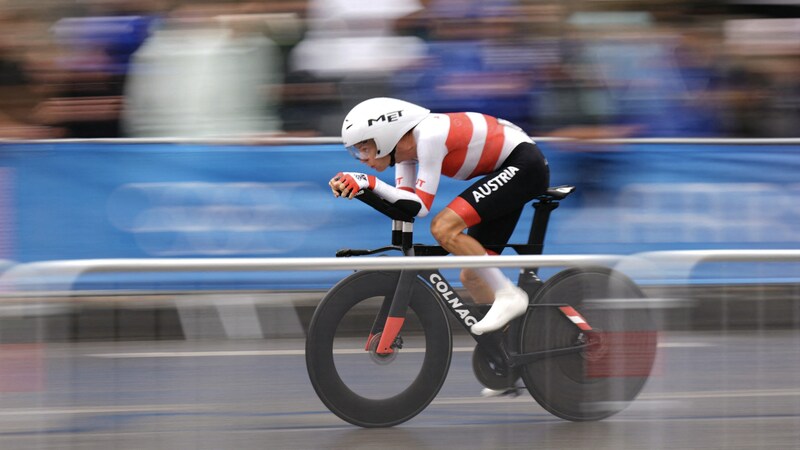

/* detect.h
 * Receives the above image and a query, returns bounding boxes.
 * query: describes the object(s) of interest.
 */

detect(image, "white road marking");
[0,404,207,416]
[657,342,714,348]
[87,342,708,359]
[88,346,476,358]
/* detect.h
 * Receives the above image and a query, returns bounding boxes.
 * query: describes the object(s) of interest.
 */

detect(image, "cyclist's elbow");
[394,199,424,217]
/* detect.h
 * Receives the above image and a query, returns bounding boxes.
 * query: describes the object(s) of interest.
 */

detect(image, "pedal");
[481,385,522,398]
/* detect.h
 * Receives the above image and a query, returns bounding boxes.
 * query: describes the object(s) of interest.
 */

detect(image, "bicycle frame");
[350,187,589,368]
[371,264,591,368]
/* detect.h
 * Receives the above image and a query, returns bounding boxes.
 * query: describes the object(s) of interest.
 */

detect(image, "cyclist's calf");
[460,269,494,304]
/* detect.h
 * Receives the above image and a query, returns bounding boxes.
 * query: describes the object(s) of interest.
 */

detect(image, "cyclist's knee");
[430,212,462,247]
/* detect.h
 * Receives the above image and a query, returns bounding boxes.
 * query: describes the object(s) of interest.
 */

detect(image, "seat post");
[518,185,574,292]
[527,199,560,252]
[518,198,560,293]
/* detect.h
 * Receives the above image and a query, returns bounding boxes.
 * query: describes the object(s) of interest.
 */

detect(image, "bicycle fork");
[367,269,417,354]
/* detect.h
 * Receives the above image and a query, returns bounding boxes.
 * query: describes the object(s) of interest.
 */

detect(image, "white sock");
[474,260,511,293]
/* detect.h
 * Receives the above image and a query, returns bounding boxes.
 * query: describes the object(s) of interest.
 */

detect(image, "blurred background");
[0,0,798,140]
[0,0,799,448]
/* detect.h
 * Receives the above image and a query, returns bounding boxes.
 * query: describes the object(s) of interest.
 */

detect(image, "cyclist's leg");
[463,211,530,397]
[430,143,548,334]
[431,208,527,336]
[460,208,523,304]
[430,208,496,301]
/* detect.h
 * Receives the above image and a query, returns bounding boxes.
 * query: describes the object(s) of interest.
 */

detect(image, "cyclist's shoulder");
[413,114,450,152]
[415,113,450,134]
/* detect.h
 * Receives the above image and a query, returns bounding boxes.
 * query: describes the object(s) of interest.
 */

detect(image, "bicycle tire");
[520,267,657,421]
[306,270,452,427]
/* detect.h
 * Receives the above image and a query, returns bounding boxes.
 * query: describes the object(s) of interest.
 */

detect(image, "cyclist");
[329,97,549,336]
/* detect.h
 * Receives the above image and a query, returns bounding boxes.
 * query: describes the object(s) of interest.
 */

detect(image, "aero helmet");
[342,97,430,159]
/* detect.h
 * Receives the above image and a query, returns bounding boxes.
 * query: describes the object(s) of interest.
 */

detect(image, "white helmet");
[342,97,430,159]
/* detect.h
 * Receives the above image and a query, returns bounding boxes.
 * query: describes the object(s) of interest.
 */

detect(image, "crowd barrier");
[0,249,798,342]
[2,249,800,293]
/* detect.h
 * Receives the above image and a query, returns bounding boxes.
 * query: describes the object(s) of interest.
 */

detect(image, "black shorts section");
[460,142,549,248]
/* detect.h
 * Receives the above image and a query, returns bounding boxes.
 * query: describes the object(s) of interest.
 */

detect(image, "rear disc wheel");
[520,267,657,421]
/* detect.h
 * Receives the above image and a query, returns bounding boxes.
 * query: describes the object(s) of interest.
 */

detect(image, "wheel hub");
[367,332,402,365]
[578,330,609,362]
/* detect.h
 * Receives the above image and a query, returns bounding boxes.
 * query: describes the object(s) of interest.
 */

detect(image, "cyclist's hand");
[330,172,375,199]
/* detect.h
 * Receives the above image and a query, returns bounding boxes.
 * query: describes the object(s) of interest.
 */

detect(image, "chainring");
[472,345,519,390]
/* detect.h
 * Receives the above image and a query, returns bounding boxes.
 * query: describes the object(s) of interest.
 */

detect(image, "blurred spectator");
[756,59,800,138]
[30,14,155,138]
[671,25,727,135]
[291,0,425,77]
[561,13,725,137]
[720,17,800,137]
[234,2,313,135]
[285,0,427,135]
[0,10,62,139]
[123,4,283,137]
[393,0,546,131]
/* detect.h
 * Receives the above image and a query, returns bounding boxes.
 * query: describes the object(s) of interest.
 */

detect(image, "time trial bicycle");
[306,186,657,427]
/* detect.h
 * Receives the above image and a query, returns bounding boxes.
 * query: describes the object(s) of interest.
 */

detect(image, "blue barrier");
[1,139,798,290]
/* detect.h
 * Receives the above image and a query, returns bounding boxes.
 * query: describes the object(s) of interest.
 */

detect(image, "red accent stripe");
[442,113,472,177]
[447,197,481,227]
[398,186,415,193]
[586,331,659,378]
[469,115,505,178]
[416,189,435,211]
[558,306,592,331]
[367,175,376,190]
[377,317,405,354]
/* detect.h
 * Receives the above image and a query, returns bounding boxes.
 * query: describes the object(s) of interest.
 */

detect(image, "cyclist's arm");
[370,148,444,219]
[370,161,424,216]
[346,116,448,217]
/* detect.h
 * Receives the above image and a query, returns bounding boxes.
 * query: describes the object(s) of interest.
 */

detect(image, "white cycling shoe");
[470,284,529,335]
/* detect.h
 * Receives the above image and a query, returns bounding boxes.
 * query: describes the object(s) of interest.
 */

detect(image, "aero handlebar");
[354,189,417,223]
